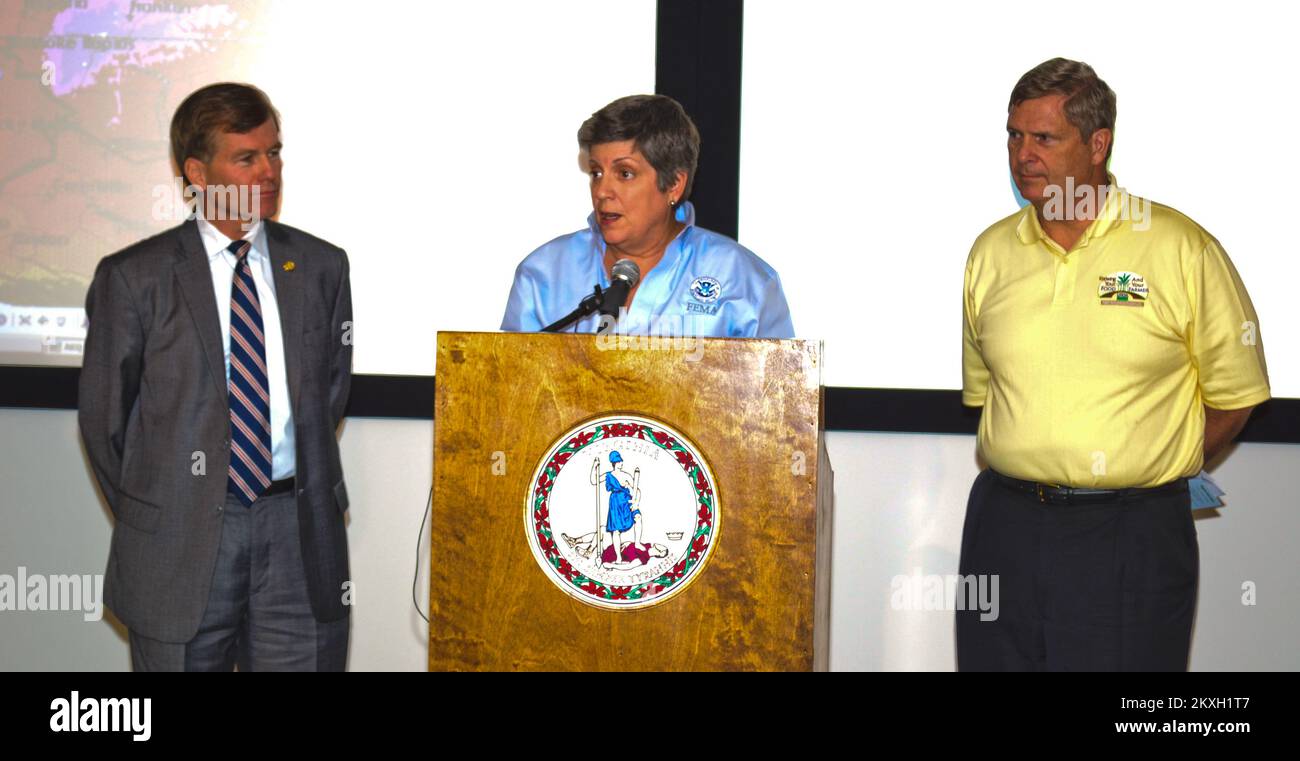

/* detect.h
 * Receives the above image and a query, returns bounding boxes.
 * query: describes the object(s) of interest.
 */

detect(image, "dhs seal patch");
[690,276,721,302]
[524,414,720,610]
[687,276,721,316]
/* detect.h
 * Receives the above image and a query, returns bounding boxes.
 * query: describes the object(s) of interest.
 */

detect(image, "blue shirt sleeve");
[756,271,795,339]
[500,264,542,332]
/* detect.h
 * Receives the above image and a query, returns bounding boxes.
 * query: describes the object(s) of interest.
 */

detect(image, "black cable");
[542,284,604,332]
[411,484,432,623]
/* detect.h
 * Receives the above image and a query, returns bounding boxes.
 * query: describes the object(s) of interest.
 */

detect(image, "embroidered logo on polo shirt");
[1098,271,1149,307]
[686,276,721,315]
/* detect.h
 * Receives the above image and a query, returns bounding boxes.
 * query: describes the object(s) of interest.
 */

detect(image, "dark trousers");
[129,489,349,672]
[956,469,1198,671]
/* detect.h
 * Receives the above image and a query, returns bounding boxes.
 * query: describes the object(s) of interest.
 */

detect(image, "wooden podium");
[429,331,832,671]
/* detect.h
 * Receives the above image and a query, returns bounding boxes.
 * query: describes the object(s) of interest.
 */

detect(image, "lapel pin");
[282,261,296,272]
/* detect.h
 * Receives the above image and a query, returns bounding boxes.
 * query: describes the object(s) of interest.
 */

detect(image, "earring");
[669,198,677,208]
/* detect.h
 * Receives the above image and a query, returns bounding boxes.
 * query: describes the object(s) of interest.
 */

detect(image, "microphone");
[540,259,642,333]
[598,259,641,320]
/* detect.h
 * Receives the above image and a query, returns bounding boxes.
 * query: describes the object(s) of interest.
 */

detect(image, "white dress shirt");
[197,217,296,480]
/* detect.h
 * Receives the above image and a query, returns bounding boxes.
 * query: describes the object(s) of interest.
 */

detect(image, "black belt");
[263,478,296,497]
[229,478,295,500]
[993,471,1188,505]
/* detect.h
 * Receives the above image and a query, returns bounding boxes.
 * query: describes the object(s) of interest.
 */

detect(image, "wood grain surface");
[429,332,826,671]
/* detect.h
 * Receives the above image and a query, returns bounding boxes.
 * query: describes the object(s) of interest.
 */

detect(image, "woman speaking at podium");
[500,94,794,338]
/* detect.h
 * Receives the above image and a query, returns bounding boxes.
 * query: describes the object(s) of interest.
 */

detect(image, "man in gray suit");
[78,83,353,671]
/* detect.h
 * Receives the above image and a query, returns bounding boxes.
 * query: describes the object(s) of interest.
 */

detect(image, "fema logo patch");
[524,414,720,610]
[690,276,721,302]
[687,276,721,316]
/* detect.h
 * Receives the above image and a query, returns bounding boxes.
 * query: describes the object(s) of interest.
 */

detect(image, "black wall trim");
[823,387,1299,443]
[825,387,982,435]
[6,367,1296,443]
[1,366,80,411]
[656,0,743,240]
[345,374,436,419]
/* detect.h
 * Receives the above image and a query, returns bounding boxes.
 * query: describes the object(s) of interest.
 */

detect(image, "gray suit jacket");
[78,219,353,642]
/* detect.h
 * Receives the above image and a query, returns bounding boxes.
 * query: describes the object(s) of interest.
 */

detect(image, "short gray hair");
[578,94,700,200]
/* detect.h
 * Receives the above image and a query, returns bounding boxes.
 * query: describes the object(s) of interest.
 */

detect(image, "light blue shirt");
[500,202,794,338]
[198,217,296,480]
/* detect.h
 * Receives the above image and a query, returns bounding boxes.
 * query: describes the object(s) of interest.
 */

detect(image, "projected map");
[0,0,261,364]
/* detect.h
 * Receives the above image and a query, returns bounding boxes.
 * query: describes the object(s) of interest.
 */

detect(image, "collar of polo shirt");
[1016,173,1127,255]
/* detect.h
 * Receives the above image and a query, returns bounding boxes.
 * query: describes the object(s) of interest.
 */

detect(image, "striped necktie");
[226,239,273,506]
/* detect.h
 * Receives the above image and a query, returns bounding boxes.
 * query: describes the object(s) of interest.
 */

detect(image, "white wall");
[740,0,1300,396]
[1,408,1295,671]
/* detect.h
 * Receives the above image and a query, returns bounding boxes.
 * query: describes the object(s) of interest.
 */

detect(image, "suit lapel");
[266,221,305,410]
[172,220,227,399]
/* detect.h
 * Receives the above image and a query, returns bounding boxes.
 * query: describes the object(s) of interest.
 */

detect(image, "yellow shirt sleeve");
[962,251,989,406]
[1187,238,1271,410]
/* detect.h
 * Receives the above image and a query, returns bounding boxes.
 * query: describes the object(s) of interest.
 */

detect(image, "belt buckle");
[1036,483,1046,504]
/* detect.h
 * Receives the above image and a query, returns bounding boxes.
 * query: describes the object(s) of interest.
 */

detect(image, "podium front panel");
[430,331,825,671]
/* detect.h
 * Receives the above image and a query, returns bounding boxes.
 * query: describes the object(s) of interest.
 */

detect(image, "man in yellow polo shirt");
[957,58,1270,671]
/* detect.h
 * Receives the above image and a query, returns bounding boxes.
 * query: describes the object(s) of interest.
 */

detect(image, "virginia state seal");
[524,414,720,610]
